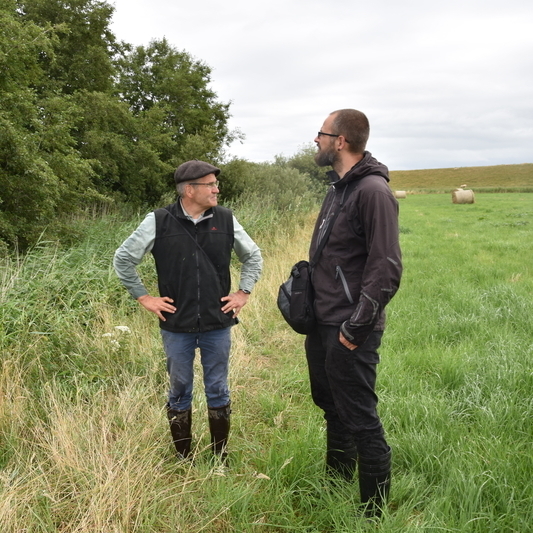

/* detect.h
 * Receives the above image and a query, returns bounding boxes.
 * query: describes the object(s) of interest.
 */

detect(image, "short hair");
[176,182,188,196]
[330,109,369,154]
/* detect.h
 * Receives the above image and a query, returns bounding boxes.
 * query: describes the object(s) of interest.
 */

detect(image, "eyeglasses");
[188,180,220,189]
[317,131,350,143]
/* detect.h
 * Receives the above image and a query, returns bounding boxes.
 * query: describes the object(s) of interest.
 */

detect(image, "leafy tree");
[0,0,239,249]
[73,91,173,204]
[19,0,117,95]
[217,158,255,202]
[115,38,232,167]
[0,1,61,247]
[0,0,113,248]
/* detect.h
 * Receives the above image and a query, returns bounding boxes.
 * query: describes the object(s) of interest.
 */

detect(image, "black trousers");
[305,327,389,457]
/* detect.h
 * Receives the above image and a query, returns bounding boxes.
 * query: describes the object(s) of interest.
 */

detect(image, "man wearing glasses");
[114,160,262,463]
[306,110,402,517]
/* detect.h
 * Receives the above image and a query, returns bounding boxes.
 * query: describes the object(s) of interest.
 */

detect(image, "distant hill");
[389,163,533,192]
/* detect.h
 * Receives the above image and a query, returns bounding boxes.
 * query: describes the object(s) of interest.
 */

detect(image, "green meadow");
[390,163,533,192]
[1,189,532,532]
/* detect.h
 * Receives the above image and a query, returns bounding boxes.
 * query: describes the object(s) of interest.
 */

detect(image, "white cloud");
[110,0,533,170]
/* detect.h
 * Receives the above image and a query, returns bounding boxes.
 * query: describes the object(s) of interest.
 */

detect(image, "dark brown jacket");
[309,152,402,346]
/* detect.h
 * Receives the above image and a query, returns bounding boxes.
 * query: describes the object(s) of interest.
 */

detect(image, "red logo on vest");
[211,226,218,231]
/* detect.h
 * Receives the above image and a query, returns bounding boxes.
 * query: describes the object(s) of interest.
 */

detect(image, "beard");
[314,143,339,167]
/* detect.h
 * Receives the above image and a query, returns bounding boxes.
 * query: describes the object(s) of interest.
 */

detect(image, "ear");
[337,135,349,151]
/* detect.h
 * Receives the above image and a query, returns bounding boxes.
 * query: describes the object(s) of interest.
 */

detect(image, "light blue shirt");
[114,206,263,299]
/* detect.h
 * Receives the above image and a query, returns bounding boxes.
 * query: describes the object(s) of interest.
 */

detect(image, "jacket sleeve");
[340,188,402,347]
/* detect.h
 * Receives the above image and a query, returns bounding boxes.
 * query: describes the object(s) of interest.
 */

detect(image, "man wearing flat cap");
[114,160,263,462]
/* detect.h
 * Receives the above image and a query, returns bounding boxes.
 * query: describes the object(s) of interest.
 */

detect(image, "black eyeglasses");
[317,131,350,143]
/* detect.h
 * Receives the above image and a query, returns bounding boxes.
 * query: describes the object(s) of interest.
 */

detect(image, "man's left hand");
[221,290,250,318]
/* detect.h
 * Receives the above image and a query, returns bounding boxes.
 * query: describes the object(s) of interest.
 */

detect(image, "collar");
[179,199,214,224]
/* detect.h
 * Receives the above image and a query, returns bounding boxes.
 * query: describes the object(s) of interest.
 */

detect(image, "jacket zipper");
[195,224,201,326]
[317,184,351,247]
[335,266,354,304]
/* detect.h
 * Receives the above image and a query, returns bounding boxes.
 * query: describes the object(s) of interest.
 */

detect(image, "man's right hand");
[137,295,176,321]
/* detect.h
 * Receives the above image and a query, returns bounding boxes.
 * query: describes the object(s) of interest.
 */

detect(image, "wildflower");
[110,339,120,351]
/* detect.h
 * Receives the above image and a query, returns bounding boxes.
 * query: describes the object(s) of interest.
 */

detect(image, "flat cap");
[174,160,220,184]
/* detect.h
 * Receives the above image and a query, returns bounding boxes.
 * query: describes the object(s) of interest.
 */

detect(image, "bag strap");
[163,208,220,273]
[310,179,358,268]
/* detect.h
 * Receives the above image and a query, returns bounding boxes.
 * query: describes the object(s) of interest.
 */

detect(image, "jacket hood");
[326,151,389,185]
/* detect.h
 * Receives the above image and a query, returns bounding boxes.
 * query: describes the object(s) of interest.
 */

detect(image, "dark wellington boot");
[207,403,231,462]
[326,430,358,481]
[358,447,391,518]
[167,406,192,459]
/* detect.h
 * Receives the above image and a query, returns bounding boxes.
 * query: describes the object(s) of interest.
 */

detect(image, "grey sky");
[110,0,533,170]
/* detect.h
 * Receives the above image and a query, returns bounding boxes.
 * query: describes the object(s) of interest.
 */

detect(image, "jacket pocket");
[335,266,354,304]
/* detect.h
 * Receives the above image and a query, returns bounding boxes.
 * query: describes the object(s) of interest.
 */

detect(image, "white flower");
[114,326,131,334]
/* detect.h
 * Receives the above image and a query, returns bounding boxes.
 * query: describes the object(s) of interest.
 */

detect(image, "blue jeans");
[161,327,232,411]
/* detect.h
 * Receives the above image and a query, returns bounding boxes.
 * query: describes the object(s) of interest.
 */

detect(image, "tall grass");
[1,194,532,532]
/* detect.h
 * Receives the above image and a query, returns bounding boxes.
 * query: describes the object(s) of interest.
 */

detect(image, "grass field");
[390,163,533,192]
[1,191,532,532]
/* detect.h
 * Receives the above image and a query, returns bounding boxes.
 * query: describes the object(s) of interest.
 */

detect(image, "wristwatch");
[240,289,251,294]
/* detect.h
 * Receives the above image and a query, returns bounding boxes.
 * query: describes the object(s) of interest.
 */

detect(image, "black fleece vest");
[152,202,235,333]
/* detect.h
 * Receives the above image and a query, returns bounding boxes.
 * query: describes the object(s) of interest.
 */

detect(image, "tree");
[0,1,63,247]
[74,91,174,204]
[19,0,117,95]
[0,0,111,248]
[115,38,232,167]
[1,1,238,249]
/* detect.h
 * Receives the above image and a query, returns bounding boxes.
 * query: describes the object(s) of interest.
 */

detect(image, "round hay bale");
[452,189,475,204]
[394,191,407,199]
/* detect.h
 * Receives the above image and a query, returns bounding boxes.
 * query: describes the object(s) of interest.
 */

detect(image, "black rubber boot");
[208,403,231,461]
[326,430,358,481]
[358,447,391,518]
[167,406,192,459]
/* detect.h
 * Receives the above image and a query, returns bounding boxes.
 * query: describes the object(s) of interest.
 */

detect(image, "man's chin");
[315,153,333,167]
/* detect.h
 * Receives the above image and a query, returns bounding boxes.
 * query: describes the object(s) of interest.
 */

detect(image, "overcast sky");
[110,0,533,170]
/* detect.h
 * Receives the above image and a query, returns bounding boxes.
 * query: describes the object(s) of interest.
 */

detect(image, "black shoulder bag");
[277,181,357,334]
